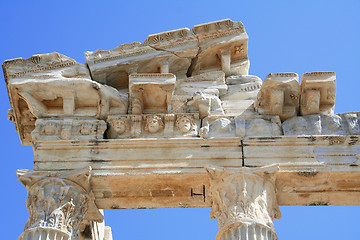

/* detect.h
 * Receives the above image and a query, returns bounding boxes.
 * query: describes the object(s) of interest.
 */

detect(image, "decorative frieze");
[206,165,281,240]
[17,167,103,240]
[31,118,107,141]
[107,113,200,138]
[200,115,282,139]
[282,112,360,136]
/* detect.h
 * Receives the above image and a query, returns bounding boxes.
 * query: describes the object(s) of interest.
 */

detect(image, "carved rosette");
[17,167,103,240]
[206,165,281,240]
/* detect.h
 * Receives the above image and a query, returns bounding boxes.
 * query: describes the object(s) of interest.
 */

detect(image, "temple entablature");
[0,17,351,153]
[4,18,360,240]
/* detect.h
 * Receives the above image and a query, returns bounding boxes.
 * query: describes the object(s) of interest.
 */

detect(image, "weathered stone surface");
[85,28,198,90]
[201,115,282,139]
[300,72,336,115]
[283,112,360,136]
[3,53,127,145]
[79,218,113,240]
[129,73,176,114]
[107,113,200,138]
[187,91,224,119]
[174,71,227,97]
[17,167,103,240]
[221,75,262,116]
[282,115,322,135]
[3,18,360,240]
[31,118,107,141]
[222,75,262,100]
[254,73,300,121]
[142,27,198,58]
[207,165,280,240]
[190,19,249,77]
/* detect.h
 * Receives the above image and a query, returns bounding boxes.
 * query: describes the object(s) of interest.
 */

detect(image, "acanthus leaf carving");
[17,167,103,240]
[206,165,281,240]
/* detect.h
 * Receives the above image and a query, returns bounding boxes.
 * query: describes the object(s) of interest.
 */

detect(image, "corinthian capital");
[17,167,103,240]
[206,165,281,240]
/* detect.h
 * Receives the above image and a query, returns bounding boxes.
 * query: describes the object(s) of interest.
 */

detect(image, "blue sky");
[1,1,360,239]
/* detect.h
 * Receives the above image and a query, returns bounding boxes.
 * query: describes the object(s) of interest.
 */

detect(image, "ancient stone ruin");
[3,19,360,240]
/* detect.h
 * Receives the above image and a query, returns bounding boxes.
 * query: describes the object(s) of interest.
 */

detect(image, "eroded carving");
[144,115,164,134]
[129,73,176,114]
[300,72,336,115]
[282,113,360,136]
[206,166,281,240]
[254,73,300,121]
[190,19,249,76]
[187,91,224,119]
[107,113,200,138]
[31,119,107,141]
[201,115,282,139]
[175,115,198,136]
[17,167,103,240]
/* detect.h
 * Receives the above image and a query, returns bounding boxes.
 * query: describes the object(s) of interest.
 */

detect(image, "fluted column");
[17,167,103,240]
[206,165,281,240]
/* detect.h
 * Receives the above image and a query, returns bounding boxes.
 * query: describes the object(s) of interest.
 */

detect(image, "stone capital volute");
[206,165,281,240]
[17,167,103,240]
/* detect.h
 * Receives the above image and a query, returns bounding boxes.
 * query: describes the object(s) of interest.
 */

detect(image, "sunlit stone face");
[113,119,127,134]
[43,122,57,135]
[146,116,163,133]
[177,116,192,133]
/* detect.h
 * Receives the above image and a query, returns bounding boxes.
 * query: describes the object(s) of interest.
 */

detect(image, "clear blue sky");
[1,1,360,239]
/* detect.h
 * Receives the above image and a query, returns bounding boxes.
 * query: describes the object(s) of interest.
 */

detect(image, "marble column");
[17,167,103,240]
[206,165,281,240]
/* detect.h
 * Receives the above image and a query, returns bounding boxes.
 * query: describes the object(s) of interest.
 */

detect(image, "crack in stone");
[148,45,190,59]
[186,32,201,77]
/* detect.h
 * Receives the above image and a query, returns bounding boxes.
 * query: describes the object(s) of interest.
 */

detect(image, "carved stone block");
[341,112,360,135]
[206,166,281,240]
[85,28,197,90]
[107,113,200,138]
[142,28,198,58]
[17,167,103,240]
[3,53,128,145]
[31,118,107,141]
[235,115,282,137]
[174,71,227,97]
[187,91,224,119]
[222,75,262,100]
[282,113,360,136]
[201,115,282,139]
[190,19,249,76]
[300,72,336,115]
[321,114,348,135]
[129,73,176,114]
[282,115,322,135]
[254,73,300,121]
